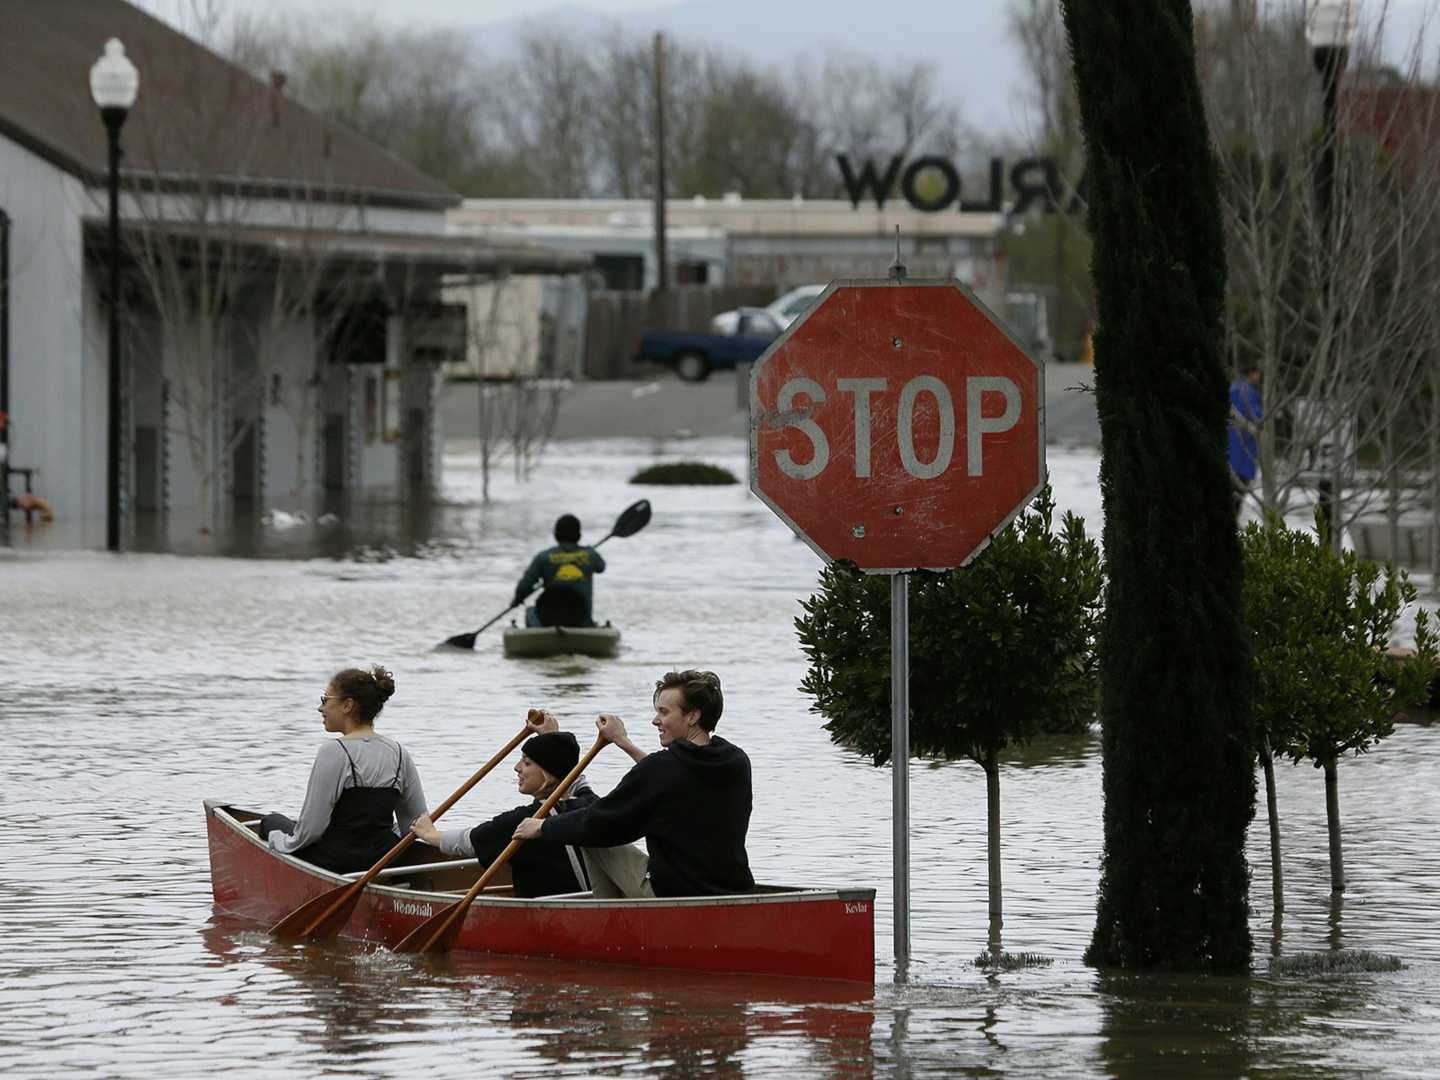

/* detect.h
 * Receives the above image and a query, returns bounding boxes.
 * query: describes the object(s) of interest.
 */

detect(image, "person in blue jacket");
[512,514,606,627]
[1227,363,1263,518]
[512,669,753,898]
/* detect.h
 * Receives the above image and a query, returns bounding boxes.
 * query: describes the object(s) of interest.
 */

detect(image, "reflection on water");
[3,438,1440,1077]
[192,917,878,1079]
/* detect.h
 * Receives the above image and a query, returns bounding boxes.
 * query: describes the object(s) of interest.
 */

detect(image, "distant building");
[448,197,1009,378]
[451,196,1006,296]
[0,0,586,549]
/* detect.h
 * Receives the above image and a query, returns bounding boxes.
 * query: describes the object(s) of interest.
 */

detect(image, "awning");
[83,219,593,276]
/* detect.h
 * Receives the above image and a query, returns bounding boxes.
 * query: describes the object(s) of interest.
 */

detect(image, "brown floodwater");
[2,438,1437,1078]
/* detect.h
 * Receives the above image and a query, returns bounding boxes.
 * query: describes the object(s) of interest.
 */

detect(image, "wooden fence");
[582,285,774,379]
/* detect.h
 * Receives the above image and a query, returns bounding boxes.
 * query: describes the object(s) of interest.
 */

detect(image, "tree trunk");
[479,384,493,502]
[1430,365,1439,573]
[1386,461,1400,570]
[985,751,1003,930]
[1063,0,1255,970]
[1324,755,1345,894]
[1261,742,1283,916]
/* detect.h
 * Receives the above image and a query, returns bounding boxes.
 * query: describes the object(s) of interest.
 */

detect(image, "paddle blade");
[270,882,362,941]
[610,499,651,539]
[438,632,478,651]
[393,901,465,955]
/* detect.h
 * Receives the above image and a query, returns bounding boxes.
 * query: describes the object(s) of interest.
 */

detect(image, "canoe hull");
[206,803,874,985]
[503,624,621,658]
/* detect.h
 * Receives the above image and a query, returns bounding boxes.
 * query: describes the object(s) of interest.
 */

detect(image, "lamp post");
[1307,1,1355,544]
[90,38,139,552]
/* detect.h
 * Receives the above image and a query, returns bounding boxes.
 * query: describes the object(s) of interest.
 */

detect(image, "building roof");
[0,0,457,210]
[84,220,593,276]
[1344,80,1440,158]
[452,198,1006,239]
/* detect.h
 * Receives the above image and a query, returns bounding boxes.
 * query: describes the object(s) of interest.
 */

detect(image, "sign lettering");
[773,375,1022,480]
[774,378,829,480]
[836,154,1088,216]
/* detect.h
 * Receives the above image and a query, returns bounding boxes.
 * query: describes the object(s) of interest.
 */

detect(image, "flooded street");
[3,436,1439,1078]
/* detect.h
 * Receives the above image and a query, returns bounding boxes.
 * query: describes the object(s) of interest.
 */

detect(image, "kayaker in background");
[411,720,597,898]
[511,513,606,628]
[258,665,427,874]
[512,669,754,898]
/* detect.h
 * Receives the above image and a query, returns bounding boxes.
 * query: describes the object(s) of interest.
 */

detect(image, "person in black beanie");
[512,513,606,628]
[512,670,753,898]
[412,721,596,897]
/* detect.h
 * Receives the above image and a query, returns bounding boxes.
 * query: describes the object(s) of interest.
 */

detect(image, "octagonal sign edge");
[749,278,1046,573]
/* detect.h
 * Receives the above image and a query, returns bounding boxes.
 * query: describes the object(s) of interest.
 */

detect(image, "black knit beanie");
[523,731,579,780]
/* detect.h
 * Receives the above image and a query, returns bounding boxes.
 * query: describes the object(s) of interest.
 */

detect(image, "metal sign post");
[749,250,1044,974]
[890,571,910,967]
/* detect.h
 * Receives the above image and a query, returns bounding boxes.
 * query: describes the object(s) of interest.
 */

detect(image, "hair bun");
[370,665,396,701]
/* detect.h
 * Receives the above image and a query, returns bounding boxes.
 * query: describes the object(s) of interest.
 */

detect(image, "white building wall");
[1,138,97,544]
[158,318,213,519]
[260,317,317,504]
[3,127,459,549]
[356,367,399,493]
[354,316,403,493]
[443,276,543,379]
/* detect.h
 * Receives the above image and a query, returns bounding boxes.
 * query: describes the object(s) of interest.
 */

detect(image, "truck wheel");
[675,352,710,383]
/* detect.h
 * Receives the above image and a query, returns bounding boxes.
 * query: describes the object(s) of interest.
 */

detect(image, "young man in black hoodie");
[512,669,753,898]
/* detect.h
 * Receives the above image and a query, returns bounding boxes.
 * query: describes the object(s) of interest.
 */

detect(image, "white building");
[447,196,1009,379]
[0,0,585,549]
[452,196,1006,294]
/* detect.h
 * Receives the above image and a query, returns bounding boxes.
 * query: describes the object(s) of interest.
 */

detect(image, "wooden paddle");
[438,499,653,651]
[393,733,607,954]
[269,718,538,941]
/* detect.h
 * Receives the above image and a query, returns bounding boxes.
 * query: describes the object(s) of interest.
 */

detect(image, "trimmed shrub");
[974,951,1054,971]
[1270,950,1403,976]
[629,462,739,486]
[797,486,1102,937]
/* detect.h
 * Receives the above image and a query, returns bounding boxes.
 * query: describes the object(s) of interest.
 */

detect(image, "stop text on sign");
[772,374,1021,481]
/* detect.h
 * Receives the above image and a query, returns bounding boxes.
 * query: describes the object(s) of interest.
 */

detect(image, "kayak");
[205,801,876,985]
[503,623,621,658]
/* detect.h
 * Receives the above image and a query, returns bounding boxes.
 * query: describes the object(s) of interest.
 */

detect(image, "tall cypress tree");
[1060,0,1255,969]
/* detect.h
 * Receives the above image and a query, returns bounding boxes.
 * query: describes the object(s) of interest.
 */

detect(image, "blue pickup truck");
[634,309,782,382]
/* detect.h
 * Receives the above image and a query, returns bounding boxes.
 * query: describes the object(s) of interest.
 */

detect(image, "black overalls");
[294,742,407,873]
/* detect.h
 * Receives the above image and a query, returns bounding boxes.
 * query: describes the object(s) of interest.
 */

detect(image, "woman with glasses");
[257,665,427,873]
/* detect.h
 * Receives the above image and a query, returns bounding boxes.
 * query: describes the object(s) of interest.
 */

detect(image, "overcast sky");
[132,0,1440,144]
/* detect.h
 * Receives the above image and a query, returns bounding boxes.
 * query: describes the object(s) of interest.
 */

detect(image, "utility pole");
[1308,1,1355,554]
[652,31,668,297]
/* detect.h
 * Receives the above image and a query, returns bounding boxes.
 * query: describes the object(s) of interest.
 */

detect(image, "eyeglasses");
[319,694,347,708]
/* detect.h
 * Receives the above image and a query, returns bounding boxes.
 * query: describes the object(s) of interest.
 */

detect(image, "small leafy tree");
[796,487,1103,942]
[1242,517,1437,899]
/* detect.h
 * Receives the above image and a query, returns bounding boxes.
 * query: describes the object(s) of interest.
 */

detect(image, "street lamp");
[1308,2,1355,230]
[90,38,139,552]
[1306,1,1355,542]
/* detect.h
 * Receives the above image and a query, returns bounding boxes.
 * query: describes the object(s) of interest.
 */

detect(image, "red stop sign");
[750,280,1044,572]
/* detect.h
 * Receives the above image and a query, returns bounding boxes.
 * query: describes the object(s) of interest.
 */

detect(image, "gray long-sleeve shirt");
[269,735,426,856]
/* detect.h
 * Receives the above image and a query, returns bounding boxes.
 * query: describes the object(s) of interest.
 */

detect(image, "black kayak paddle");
[438,499,652,650]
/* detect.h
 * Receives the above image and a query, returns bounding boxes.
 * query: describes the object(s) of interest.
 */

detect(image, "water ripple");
[3,440,1439,1077]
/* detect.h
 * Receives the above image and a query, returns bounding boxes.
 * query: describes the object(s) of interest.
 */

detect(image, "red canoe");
[206,801,876,985]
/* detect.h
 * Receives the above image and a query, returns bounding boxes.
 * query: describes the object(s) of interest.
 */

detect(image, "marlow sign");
[836,154,1088,216]
[750,281,1045,573]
